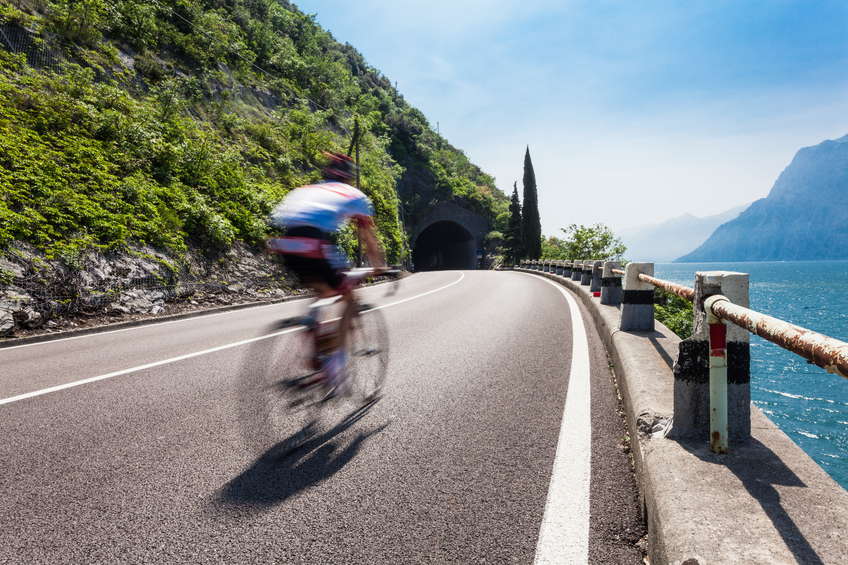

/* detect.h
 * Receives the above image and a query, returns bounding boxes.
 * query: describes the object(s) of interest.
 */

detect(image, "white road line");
[0,272,464,406]
[528,275,592,565]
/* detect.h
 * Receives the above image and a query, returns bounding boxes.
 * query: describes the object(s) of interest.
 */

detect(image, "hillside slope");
[0,0,507,265]
[677,135,848,262]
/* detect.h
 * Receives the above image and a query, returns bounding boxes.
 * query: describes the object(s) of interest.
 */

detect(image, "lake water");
[654,261,848,491]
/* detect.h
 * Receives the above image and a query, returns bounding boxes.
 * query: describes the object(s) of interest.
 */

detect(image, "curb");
[513,267,848,565]
[0,274,409,349]
[0,294,308,349]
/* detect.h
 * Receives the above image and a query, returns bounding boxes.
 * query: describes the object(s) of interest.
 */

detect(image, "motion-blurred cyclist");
[267,152,386,396]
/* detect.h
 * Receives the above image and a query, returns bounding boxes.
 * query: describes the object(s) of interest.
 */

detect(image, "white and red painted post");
[705,295,729,454]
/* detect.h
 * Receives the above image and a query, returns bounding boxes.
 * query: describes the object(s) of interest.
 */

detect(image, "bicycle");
[252,267,397,457]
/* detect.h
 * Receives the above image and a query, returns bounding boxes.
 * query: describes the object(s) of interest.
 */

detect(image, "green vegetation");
[503,183,522,265]
[0,0,505,264]
[542,223,626,262]
[520,147,541,259]
[654,289,694,338]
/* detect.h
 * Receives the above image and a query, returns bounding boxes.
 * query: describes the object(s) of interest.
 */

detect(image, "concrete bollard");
[590,260,604,293]
[600,261,622,305]
[619,263,654,331]
[563,260,573,278]
[556,260,564,276]
[580,260,592,285]
[571,260,583,281]
[670,271,751,441]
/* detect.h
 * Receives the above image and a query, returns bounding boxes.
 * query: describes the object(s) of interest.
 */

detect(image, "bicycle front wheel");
[347,304,390,403]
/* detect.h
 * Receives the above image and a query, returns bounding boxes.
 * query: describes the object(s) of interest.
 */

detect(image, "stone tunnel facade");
[410,202,490,270]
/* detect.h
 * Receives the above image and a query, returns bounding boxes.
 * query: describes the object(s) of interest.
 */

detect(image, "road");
[0,271,645,564]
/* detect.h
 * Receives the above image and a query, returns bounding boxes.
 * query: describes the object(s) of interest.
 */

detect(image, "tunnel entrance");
[412,221,478,271]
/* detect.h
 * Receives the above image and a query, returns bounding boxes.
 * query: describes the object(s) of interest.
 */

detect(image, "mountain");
[618,205,749,263]
[677,135,848,262]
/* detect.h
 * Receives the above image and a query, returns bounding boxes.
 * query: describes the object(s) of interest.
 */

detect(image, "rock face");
[677,134,848,262]
[0,242,296,337]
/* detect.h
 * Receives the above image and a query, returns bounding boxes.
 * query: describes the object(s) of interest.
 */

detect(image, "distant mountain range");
[618,205,750,263]
[677,134,848,262]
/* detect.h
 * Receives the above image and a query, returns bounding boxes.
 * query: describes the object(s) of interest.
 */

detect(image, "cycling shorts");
[268,227,349,290]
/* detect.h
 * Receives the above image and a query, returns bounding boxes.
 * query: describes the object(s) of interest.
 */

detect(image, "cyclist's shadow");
[217,320,390,513]
[215,399,388,514]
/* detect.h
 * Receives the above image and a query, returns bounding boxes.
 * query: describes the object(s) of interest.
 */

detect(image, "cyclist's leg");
[337,290,356,351]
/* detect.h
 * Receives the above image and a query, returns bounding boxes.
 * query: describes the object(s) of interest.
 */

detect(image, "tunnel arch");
[412,221,477,271]
[409,202,490,271]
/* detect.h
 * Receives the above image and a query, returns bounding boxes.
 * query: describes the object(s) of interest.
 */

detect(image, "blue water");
[655,261,848,491]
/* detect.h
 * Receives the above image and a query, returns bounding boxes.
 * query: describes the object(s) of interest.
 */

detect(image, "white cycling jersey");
[269,181,374,234]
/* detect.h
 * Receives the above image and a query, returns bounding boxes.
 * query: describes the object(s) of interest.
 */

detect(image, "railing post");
[590,260,603,293]
[555,260,563,276]
[569,260,580,281]
[601,261,622,305]
[705,295,728,454]
[563,260,573,278]
[670,271,750,442]
[580,260,592,285]
[619,263,654,331]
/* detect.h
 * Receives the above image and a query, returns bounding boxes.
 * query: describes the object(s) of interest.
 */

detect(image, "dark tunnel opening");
[412,221,478,271]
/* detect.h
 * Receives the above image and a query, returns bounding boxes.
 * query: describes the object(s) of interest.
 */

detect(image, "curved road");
[0,271,644,564]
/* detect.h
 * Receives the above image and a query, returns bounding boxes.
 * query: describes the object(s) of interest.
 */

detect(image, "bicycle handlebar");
[344,267,402,280]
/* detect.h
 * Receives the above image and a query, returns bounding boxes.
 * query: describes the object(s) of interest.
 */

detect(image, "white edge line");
[0,272,464,406]
[517,273,592,565]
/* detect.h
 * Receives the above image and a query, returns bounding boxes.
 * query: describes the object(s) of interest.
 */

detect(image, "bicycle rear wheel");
[347,304,390,403]
[256,325,326,456]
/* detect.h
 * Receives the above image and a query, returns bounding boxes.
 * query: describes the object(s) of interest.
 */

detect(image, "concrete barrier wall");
[514,267,848,565]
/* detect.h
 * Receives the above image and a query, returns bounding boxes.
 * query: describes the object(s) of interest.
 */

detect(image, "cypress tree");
[506,182,523,264]
[520,146,542,259]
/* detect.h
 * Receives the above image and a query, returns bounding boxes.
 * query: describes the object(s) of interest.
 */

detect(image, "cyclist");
[267,152,387,396]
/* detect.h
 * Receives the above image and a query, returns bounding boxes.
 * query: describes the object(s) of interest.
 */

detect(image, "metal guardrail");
[524,260,848,454]
[707,295,848,380]
[611,268,695,303]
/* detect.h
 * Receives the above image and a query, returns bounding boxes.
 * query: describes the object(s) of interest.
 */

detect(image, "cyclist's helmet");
[322,152,357,183]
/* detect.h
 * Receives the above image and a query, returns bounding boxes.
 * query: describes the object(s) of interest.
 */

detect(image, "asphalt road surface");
[0,271,645,564]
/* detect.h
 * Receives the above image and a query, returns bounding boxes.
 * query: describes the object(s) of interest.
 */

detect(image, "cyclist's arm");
[356,216,387,269]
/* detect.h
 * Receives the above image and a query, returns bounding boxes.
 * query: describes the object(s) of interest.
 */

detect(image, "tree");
[557,223,626,261]
[520,146,542,259]
[505,182,523,264]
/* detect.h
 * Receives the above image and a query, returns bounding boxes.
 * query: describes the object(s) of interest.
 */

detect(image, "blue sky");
[294,0,848,236]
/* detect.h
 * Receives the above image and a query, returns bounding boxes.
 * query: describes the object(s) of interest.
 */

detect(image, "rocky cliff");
[677,134,848,262]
